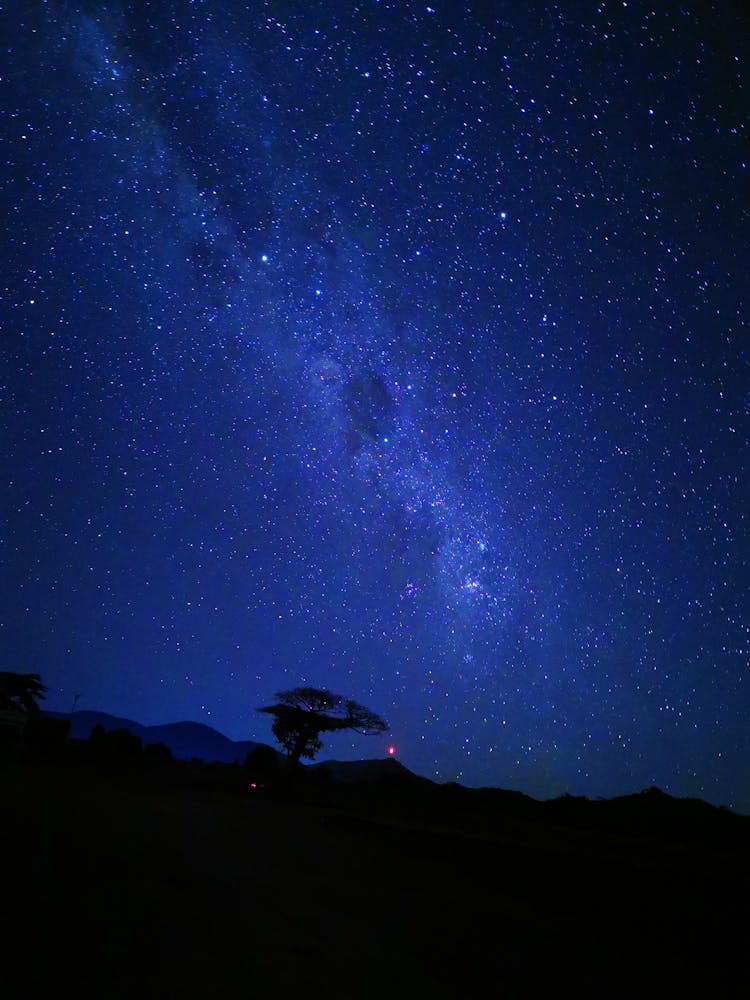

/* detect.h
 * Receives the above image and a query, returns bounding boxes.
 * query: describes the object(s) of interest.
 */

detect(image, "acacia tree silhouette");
[259,687,388,764]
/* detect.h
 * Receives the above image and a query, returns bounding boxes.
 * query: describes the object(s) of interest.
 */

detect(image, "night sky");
[3,2,748,810]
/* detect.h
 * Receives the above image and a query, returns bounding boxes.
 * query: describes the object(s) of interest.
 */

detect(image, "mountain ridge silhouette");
[46,709,264,764]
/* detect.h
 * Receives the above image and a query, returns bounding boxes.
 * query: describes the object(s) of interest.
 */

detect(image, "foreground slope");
[1,752,747,998]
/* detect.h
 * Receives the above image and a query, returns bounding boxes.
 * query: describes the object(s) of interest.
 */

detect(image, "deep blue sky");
[3,1,748,809]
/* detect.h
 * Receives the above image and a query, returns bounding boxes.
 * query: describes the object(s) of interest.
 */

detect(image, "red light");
[387,745,396,756]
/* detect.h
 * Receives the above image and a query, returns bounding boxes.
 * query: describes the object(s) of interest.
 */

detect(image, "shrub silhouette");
[144,741,174,766]
[244,744,280,781]
[89,725,143,765]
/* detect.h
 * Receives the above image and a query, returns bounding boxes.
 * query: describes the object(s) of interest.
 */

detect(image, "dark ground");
[2,752,747,998]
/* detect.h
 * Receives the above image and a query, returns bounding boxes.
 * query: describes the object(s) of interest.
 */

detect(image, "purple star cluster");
[3,1,748,809]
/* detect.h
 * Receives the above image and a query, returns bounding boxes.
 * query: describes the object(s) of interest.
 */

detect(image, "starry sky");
[3,1,748,809]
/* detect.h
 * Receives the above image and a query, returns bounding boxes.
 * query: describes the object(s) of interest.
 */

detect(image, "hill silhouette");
[310,756,433,786]
[47,710,266,764]
[2,736,748,998]
[41,710,749,850]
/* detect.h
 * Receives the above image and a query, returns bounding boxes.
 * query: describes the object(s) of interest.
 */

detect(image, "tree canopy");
[259,687,388,764]
[0,672,46,715]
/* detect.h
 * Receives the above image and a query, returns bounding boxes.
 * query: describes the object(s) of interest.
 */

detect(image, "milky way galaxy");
[3,1,748,809]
